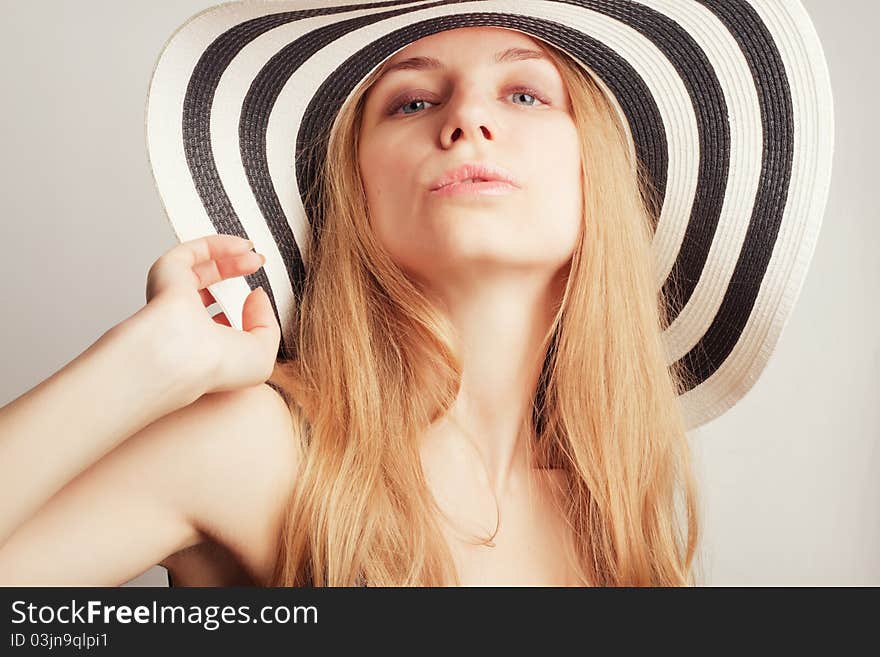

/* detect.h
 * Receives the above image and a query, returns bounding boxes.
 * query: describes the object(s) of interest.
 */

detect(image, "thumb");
[213,287,279,390]
[240,285,281,357]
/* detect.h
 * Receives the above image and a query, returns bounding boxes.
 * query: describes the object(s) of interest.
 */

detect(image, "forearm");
[0,313,199,545]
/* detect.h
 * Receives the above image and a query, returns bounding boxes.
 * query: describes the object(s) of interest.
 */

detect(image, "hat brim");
[146,0,834,430]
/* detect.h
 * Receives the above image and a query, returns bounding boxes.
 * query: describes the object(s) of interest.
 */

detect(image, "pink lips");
[429,162,520,194]
[429,180,519,196]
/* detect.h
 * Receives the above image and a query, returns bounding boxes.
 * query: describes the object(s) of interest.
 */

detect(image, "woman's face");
[358,27,583,289]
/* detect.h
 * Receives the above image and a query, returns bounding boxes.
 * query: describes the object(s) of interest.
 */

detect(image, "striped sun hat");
[145,0,834,430]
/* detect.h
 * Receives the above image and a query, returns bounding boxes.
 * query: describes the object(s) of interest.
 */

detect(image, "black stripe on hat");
[679,0,794,388]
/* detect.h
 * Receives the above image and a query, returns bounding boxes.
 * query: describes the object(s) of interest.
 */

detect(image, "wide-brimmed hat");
[145,0,834,430]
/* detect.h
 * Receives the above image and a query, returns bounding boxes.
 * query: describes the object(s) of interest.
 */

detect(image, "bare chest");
[428,468,580,586]
[165,464,579,587]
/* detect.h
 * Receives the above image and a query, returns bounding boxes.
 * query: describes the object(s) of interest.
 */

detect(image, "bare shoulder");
[159,382,303,585]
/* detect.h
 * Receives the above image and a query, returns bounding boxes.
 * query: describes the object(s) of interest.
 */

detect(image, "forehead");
[377,26,549,73]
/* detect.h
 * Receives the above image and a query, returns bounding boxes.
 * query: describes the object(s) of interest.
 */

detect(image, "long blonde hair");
[267,37,701,586]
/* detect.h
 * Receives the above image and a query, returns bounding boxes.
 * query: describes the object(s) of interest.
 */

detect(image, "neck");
[423,265,567,498]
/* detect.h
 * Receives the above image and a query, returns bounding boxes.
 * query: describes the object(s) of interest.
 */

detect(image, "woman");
[0,0,834,587]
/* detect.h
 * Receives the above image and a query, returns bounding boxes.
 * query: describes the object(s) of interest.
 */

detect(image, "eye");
[387,86,550,116]
[509,88,547,107]
[393,97,436,116]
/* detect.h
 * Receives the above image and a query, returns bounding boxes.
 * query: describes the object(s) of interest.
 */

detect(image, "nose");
[439,85,495,147]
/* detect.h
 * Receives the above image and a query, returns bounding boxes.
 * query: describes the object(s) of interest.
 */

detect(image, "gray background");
[0,1,876,587]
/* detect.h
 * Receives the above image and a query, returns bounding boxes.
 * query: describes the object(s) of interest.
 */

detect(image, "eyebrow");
[376,47,550,81]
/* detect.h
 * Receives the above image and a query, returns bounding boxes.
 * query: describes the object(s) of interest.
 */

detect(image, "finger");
[241,286,280,355]
[178,234,254,266]
[191,251,265,290]
[217,286,280,382]
[147,235,254,300]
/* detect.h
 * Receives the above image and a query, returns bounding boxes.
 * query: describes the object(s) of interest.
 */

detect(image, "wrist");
[104,308,208,416]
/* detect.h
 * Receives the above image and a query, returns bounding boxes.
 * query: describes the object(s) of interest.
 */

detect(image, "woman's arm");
[0,381,299,586]
[0,233,283,583]
[0,232,279,550]
[0,313,199,547]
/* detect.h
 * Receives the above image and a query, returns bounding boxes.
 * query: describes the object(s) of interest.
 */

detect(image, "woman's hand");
[135,233,280,400]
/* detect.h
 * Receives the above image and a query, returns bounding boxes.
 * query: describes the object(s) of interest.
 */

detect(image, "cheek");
[360,121,416,175]
[530,120,580,181]
[359,137,388,201]
[525,122,583,234]
[358,134,419,256]
[359,133,414,215]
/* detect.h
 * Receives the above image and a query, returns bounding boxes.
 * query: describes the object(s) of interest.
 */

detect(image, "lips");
[429,179,519,197]
[429,162,519,191]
